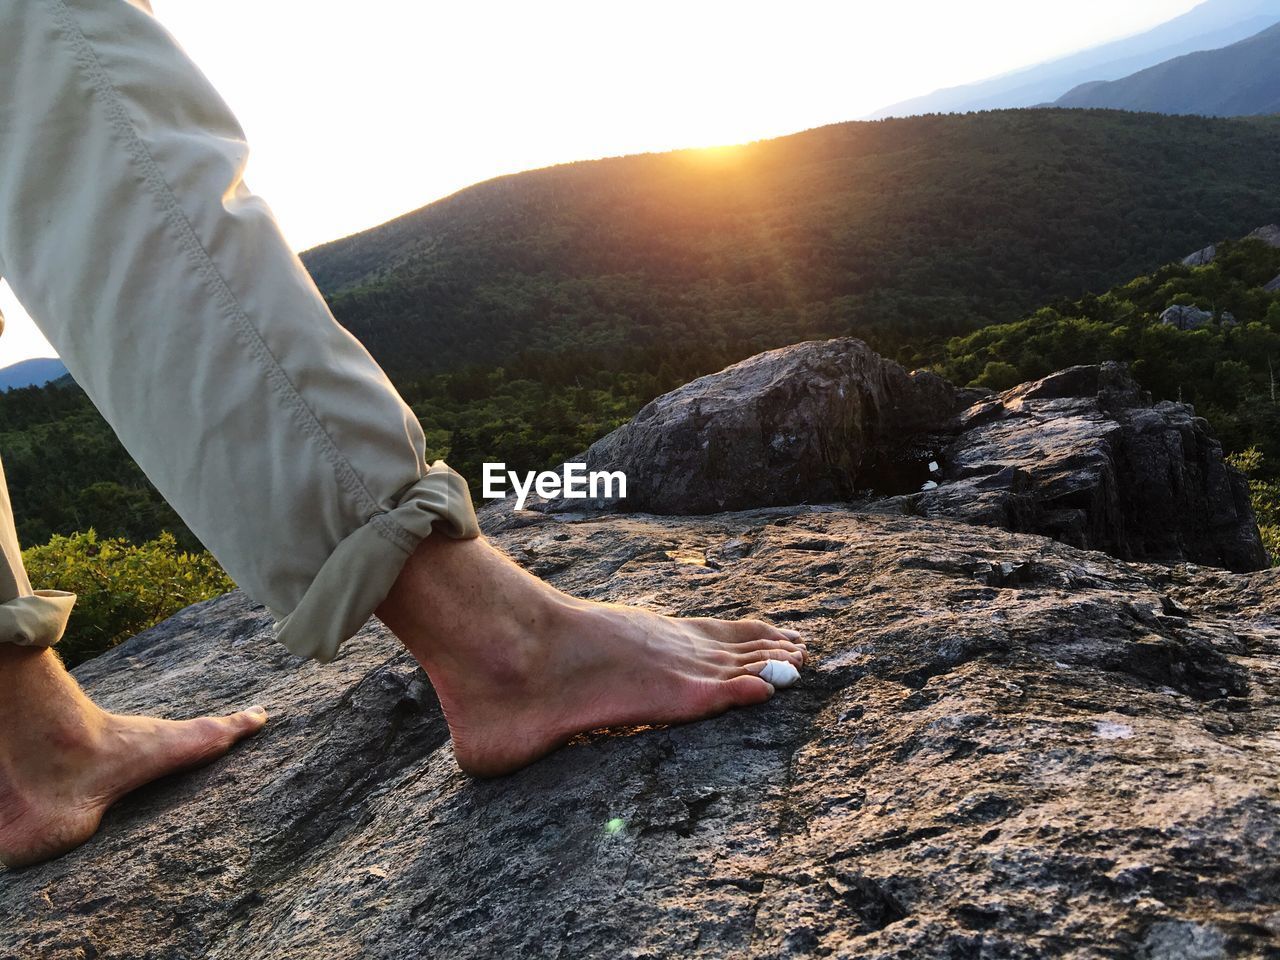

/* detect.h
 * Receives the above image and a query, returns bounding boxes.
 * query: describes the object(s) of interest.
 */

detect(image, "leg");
[0,0,805,872]
[0,453,265,869]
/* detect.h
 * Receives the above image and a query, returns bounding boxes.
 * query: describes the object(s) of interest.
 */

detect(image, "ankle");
[377,534,570,653]
[0,645,105,764]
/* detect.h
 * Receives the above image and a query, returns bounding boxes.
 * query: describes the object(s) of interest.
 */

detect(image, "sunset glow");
[0,0,1202,365]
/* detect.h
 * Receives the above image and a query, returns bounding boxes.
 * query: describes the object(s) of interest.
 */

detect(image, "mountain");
[868,0,1280,118]
[6,114,1280,561]
[303,110,1280,380]
[0,357,67,391]
[1054,20,1280,115]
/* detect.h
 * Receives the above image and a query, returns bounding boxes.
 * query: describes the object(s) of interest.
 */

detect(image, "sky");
[0,0,1201,366]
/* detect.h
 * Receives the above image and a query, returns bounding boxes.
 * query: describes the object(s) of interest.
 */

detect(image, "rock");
[1180,223,1280,266]
[1181,243,1216,266]
[526,339,1263,572]
[1264,274,1280,293]
[1159,304,1213,330]
[2,507,1277,958]
[535,338,979,515]
[1220,310,1237,328]
[1246,223,1280,248]
[917,362,1268,572]
[1138,920,1228,960]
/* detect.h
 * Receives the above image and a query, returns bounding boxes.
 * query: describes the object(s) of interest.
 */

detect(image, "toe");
[726,619,806,649]
[722,673,775,706]
[171,707,268,769]
[738,648,803,668]
[231,705,270,736]
[726,618,781,641]
[732,640,805,666]
[212,706,269,746]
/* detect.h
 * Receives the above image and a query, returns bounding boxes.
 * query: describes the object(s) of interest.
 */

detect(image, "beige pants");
[0,0,479,663]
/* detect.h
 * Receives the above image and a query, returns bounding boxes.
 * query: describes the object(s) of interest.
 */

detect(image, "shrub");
[21,530,234,667]
[1227,448,1280,566]
[973,361,1022,391]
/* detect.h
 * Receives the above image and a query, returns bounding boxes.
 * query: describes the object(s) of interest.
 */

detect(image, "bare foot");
[0,645,266,868]
[377,534,807,778]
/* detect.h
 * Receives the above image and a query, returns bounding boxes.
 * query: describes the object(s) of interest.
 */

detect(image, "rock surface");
[1249,224,1280,248]
[1159,304,1214,330]
[539,343,1264,573]
[2,506,1278,959]
[1182,243,1217,267]
[544,338,978,515]
[914,363,1268,572]
[1182,223,1280,266]
[2,347,1275,957]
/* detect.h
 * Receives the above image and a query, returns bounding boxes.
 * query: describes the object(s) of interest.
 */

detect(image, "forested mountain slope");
[303,111,1280,379]
[1055,21,1280,115]
[6,112,1280,569]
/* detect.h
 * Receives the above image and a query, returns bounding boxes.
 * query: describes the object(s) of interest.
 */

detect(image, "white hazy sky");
[0,0,1200,365]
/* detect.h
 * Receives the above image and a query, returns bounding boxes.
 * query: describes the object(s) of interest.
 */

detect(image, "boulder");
[524,340,1264,573]
[1181,243,1216,266]
[541,338,978,515]
[1180,223,1280,266]
[1159,304,1213,330]
[2,507,1277,958]
[916,363,1268,572]
[1247,223,1280,247]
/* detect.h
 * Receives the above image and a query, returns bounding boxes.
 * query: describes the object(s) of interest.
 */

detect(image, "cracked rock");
[2,508,1277,958]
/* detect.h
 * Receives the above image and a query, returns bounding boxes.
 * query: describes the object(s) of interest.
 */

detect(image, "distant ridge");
[301,110,1280,379]
[0,357,67,391]
[869,0,1280,117]
[1054,20,1280,115]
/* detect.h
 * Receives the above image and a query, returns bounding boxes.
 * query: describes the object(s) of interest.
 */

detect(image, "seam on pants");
[42,0,416,555]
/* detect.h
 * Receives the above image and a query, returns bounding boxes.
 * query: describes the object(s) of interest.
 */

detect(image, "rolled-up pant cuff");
[273,461,480,663]
[0,590,76,648]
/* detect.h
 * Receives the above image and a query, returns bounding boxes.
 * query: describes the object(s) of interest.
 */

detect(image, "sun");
[680,143,751,167]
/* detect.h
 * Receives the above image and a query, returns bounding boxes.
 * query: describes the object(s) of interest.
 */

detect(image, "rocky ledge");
[547,337,980,515]
[550,341,1267,573]
[914,362,1267,572]
[2,509,1277,958]
[1,342,1276,959]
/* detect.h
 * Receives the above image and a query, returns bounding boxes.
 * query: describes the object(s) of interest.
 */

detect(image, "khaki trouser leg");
[0,446,75,648]
[0,0,479,662]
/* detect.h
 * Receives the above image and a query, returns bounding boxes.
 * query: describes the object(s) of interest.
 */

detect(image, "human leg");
[0,0,805,819]
[0,451,265,869]
[0,0,480,666]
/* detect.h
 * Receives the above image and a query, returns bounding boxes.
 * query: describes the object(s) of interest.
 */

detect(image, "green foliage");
[974,361,1023,391]
[21,531,233,667]
[1227,448,1280,566]
[304,110,1280,379]
[940,237,1280,478]
[4,108,1280,651]
[0,383,194,548]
